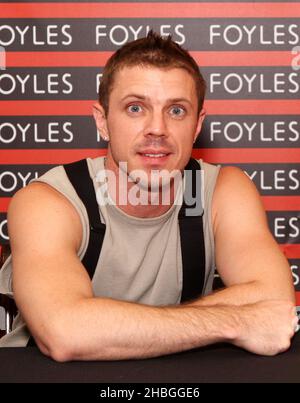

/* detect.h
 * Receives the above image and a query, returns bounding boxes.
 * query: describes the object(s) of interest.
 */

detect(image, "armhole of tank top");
[85,157,106,225]
[198,159,221,287]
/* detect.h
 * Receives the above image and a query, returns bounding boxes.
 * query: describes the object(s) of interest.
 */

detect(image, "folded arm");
[8,174,297,362]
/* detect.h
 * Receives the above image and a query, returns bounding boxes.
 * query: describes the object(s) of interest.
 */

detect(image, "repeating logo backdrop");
[0,1,299,311]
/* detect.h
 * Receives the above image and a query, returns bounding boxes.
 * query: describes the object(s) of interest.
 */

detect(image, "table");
[0,332,299,383]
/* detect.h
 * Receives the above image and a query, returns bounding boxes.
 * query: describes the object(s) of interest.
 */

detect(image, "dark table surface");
[0,332,299,383]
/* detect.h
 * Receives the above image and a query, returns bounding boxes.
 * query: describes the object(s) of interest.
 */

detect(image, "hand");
[233,300,298,356]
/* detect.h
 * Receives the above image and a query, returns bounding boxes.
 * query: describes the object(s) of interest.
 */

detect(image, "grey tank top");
[0,156,221,347]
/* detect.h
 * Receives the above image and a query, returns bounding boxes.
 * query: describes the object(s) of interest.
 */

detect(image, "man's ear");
[193,108,206,144]
[93,102,109,141]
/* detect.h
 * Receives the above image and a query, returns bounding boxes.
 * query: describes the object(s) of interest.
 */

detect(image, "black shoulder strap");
[63,159,106,280]
[179,158,206,303]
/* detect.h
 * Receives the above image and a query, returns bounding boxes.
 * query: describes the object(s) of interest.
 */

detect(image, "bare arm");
[197,166,295,307]
[9,181,297,362]
[190,167,297,354]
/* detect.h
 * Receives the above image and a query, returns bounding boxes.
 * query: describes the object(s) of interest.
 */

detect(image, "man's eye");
[170,106,186,117]
[127,105,142,113]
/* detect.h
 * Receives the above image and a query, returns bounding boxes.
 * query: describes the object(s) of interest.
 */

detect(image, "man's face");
[94,65,205,190]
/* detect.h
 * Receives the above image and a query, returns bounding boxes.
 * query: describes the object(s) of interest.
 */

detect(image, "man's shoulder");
[8,180,82,253]
[214,165,252,191]
[8,180,78,223]
[8,158,84,224]
[213,165,258,202]
[211,165,264,231]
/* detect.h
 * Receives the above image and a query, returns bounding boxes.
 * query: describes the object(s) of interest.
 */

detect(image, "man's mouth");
[138,148,172,158]
[137,152,172,166]
[139,153,169,158]
[137,151,171,161]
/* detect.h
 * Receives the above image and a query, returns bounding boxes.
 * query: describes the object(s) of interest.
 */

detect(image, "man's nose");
[144,110,167,137]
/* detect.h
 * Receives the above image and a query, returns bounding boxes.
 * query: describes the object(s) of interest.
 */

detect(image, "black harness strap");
[63,159,106,280]
[179,158,205,302]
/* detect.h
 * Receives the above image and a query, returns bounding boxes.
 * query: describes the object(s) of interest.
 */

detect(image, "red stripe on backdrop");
[0,198,10,212]
[280,244,300,259]
[6,51,295,67]
[261,197,300,211]
[192,148,300,163]
[191,51,296,67]
[0,149,106,165]
[0,100,94,116]
[1,100,300,116]
[296,292,300,307]
[1,148,299,164]
[1,195,298,213]
[1,3,300,18]
[204,100,300,115]
[0,148,299,164]
[6,52,113,68]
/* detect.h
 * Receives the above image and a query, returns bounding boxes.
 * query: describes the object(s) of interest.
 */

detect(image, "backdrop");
[0,0,299,328]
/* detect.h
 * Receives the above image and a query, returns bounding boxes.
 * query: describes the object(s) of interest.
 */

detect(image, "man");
[0,31,298,361]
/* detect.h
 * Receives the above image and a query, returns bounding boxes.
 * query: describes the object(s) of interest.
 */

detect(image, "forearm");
[47,297,238,362]
[193,280,296,308]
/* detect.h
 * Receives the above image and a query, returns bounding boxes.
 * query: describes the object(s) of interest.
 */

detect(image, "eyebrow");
[120,94,193,107]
